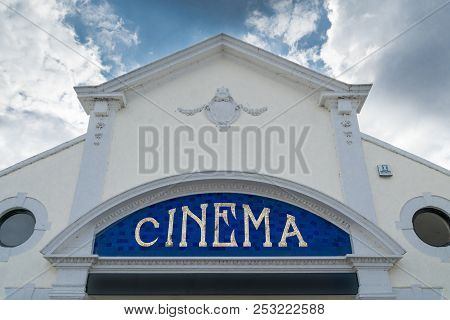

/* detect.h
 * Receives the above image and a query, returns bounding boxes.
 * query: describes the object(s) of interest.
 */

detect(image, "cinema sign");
[94,193,352,257]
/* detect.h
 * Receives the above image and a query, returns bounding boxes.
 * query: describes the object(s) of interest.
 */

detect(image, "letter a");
[278,214,308,247]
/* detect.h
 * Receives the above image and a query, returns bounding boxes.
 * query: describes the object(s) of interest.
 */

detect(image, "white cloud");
[67,0,139,75]
[285,45,321,66]
[320,0,450,169]
[242,0,450,169]
[241,33,271,50]
[246,0,319,48]
[243,0,322,67]
[0,0,137,170]
[283,1,319,48]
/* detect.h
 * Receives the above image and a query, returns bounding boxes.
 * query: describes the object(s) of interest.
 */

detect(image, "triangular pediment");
[74,34,371,114]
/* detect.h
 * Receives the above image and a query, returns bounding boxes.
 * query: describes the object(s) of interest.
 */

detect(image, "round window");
[0,209,36,247]
[413,208,450,247]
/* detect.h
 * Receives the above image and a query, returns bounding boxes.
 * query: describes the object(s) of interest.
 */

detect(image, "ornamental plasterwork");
[94,180,351,232]
[178,87,268,130]
[87,99,121,146]
[340,117,353,145]
[45,256,98,265]
[82,97,122,113]
[44,255,401,269]
[96,257,345,266]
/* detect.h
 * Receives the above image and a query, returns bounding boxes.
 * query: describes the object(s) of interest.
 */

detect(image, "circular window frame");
[412,208,450,247]
[397,194,450,262]
[0,208,36,247]
[0,193,49,261]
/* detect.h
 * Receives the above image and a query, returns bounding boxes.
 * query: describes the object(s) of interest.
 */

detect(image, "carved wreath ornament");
[177,87,268,130]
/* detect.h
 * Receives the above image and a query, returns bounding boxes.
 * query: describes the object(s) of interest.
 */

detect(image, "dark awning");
[86,273,358,296]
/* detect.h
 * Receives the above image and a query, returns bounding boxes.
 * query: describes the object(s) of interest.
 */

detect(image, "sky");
[0,0,449,170]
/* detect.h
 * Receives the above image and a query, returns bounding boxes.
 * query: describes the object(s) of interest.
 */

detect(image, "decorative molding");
[43,172,405,258]
[0,193,49,262]
[341,120,352,127]
[94,257,347,266]
[45,255,98,265]
[397,194,450,261]
[74,34,371,98]
[94,180,351,233]
[95,255,401,267]
[347,255,401,266]
[76,93,125,115]
[319,92,369,113]
[41,173,405,299]
[43,254,401,275]
[350,253,399,300]
[178,87,267,130]
[42,254,403,299]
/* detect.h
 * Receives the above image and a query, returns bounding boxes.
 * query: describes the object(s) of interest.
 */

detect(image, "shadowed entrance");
[86,273,359,296]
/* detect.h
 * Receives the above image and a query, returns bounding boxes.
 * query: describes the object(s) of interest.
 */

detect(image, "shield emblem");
[177,87,268,130]
[206,88,240,130]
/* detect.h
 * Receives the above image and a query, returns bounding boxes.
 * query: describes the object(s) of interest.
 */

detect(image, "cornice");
[95,257,348,266]
[76,93,126,115]
[319,91,371,114]
[346,254,402,265]
[42,255,402,274]
[73,34,371,100]
[45,255,98,265]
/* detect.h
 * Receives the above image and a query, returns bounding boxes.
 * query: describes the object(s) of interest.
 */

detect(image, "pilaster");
[348,255,398,299]
[47,257,97,300]
[323,96,377,223]
[70,96,124,222]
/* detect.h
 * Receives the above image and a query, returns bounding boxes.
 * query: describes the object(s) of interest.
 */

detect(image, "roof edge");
[361,133,449,176]
[0,135,86,178]
[74,33,366,96]
[74,33,226,95]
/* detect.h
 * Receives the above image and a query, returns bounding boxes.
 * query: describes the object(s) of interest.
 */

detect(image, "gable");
[101,54,345,202]
[75,34,371,114]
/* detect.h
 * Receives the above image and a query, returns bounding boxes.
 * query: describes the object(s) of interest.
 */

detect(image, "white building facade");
[0,34,448,300]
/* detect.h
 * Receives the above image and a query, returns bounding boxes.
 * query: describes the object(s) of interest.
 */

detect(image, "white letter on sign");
[165,208,176,247]
[135,217,159,247]
[213,203,238,247]
[243,204,272,247]
[278,214,308,247]
[179,204,208,247]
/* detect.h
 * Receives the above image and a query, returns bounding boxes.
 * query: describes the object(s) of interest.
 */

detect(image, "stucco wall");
[1,51,449,299]
[102,54,343,203]
[0,140,84,299]
[363,138,450,297]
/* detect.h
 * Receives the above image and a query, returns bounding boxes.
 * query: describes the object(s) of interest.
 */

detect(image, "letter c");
[135,217,159,247]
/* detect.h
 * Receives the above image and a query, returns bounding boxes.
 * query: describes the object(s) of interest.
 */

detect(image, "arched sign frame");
[42,172,405,299]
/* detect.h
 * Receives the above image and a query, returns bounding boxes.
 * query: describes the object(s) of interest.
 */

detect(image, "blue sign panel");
[94,193,352,257]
